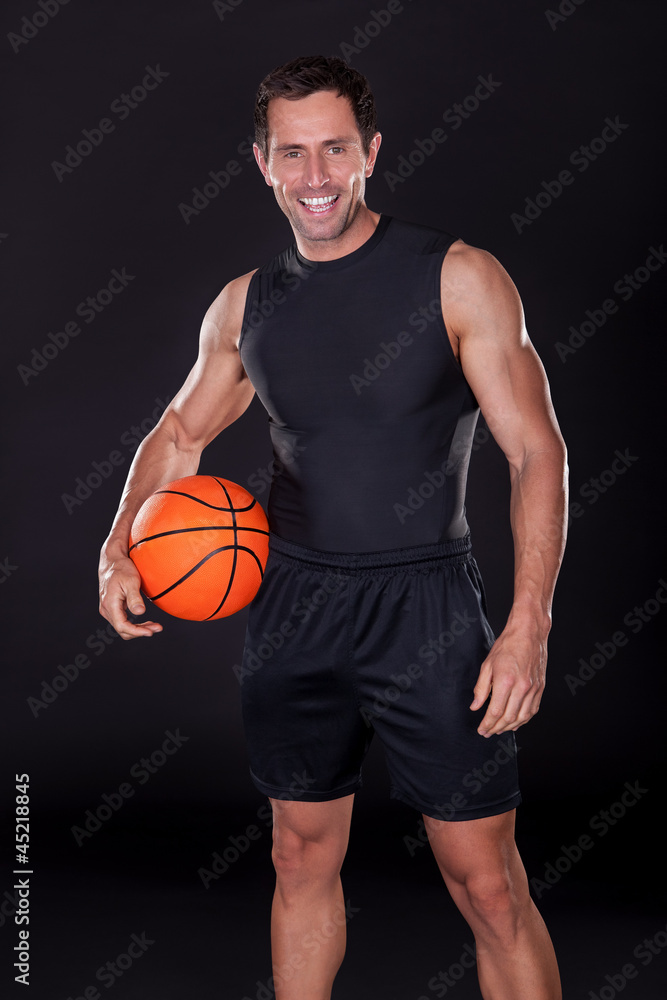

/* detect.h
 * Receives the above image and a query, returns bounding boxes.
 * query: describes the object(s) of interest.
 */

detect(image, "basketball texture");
[128,475,270,621]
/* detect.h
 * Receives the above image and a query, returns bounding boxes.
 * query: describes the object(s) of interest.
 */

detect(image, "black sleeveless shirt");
[238,214,481,553]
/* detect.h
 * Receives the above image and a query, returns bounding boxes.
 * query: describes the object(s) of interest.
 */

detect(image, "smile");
[298,195,339,214]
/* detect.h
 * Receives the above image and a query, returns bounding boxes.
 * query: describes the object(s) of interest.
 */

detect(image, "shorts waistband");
[267,530,472,574]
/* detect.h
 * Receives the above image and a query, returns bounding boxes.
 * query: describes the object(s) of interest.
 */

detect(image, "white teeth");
[299,196,337,205]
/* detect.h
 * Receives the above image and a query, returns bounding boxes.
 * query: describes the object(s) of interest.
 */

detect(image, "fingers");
[471,650,545,737]
[99,566,163,640]
[100,590,163,639]
[117,614,163,640]
[477,677,543,737]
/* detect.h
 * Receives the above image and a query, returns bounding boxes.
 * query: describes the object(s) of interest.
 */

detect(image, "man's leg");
[269,793,355,1000]
[423,808,561,1000]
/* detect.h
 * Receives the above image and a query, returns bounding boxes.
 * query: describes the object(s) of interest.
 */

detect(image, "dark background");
[2,0,666,997]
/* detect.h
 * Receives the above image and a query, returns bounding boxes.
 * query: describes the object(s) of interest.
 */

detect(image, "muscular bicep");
[442,246,564,471]
[161,270,257,452]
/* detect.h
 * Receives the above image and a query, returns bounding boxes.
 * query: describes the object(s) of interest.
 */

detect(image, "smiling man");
[99,55,567,999]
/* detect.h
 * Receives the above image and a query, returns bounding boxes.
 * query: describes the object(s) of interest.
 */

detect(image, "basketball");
[128,475,270,621]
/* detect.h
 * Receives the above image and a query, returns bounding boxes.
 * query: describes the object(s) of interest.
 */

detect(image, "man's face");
[253,89,381,244]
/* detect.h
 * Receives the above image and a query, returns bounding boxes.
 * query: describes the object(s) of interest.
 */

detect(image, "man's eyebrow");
[272,137,359,152]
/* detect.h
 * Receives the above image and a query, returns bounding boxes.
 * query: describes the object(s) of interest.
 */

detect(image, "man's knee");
[464,871,516,920]
[270,797,352,884]
[463,868,536,947]
[272,823,317,870]
[271,833,346,893]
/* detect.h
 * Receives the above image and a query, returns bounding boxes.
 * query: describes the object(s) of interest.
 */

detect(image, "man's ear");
[365,132,382,177]
[253,143,273,187]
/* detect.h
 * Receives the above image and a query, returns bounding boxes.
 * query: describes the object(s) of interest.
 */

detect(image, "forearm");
[506,441,568,637]
[102,420,201,557]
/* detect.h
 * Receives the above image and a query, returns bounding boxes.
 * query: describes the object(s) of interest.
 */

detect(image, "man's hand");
[98,546,163,640]
[470,620,548,737]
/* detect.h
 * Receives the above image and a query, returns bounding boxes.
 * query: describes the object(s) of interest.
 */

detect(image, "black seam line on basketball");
[203,546,266,621]
[214,478,239,617]
[128,525,269,554]
[153,489,257,513]
[148,544,260,601]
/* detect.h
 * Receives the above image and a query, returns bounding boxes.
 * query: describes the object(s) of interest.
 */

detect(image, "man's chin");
[292,216,346,243]
[289,201,356,243]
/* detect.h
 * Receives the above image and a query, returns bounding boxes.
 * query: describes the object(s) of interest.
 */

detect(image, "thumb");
[126,588,146,616]
[470,670,491,711]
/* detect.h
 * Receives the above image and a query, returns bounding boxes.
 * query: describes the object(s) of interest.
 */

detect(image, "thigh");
[270,793,356,860]
[423,808,518,881]
[422,808,531,920]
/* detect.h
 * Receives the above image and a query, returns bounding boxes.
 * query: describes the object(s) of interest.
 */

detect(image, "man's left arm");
[441,243,569,737]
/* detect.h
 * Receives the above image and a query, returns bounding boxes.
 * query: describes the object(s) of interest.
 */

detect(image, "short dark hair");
[254,54,378,158]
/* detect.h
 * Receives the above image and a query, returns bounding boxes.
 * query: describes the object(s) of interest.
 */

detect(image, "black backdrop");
[2,1,666,997]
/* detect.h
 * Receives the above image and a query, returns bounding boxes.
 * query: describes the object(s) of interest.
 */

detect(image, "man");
[99,55,567,999]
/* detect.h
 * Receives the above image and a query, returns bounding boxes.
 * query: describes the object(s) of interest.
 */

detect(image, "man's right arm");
[98,269,257,639]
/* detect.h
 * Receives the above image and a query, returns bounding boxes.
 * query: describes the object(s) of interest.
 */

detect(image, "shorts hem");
[390,789,522,822]
[249,768,362,802]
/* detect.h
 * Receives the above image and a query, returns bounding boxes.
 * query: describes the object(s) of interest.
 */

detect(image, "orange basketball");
[128,475,269,621]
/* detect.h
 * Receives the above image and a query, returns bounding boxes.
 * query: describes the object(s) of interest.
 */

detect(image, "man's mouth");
[297,195,339,215]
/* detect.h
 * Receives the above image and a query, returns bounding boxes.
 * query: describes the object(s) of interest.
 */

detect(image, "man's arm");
[441,243,568,737]
[98,269,257,640]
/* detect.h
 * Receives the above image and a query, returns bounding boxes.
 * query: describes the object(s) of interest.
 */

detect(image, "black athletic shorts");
[239,531,521,822]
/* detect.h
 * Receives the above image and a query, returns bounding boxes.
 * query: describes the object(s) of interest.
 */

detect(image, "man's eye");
[329,147,344,154]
